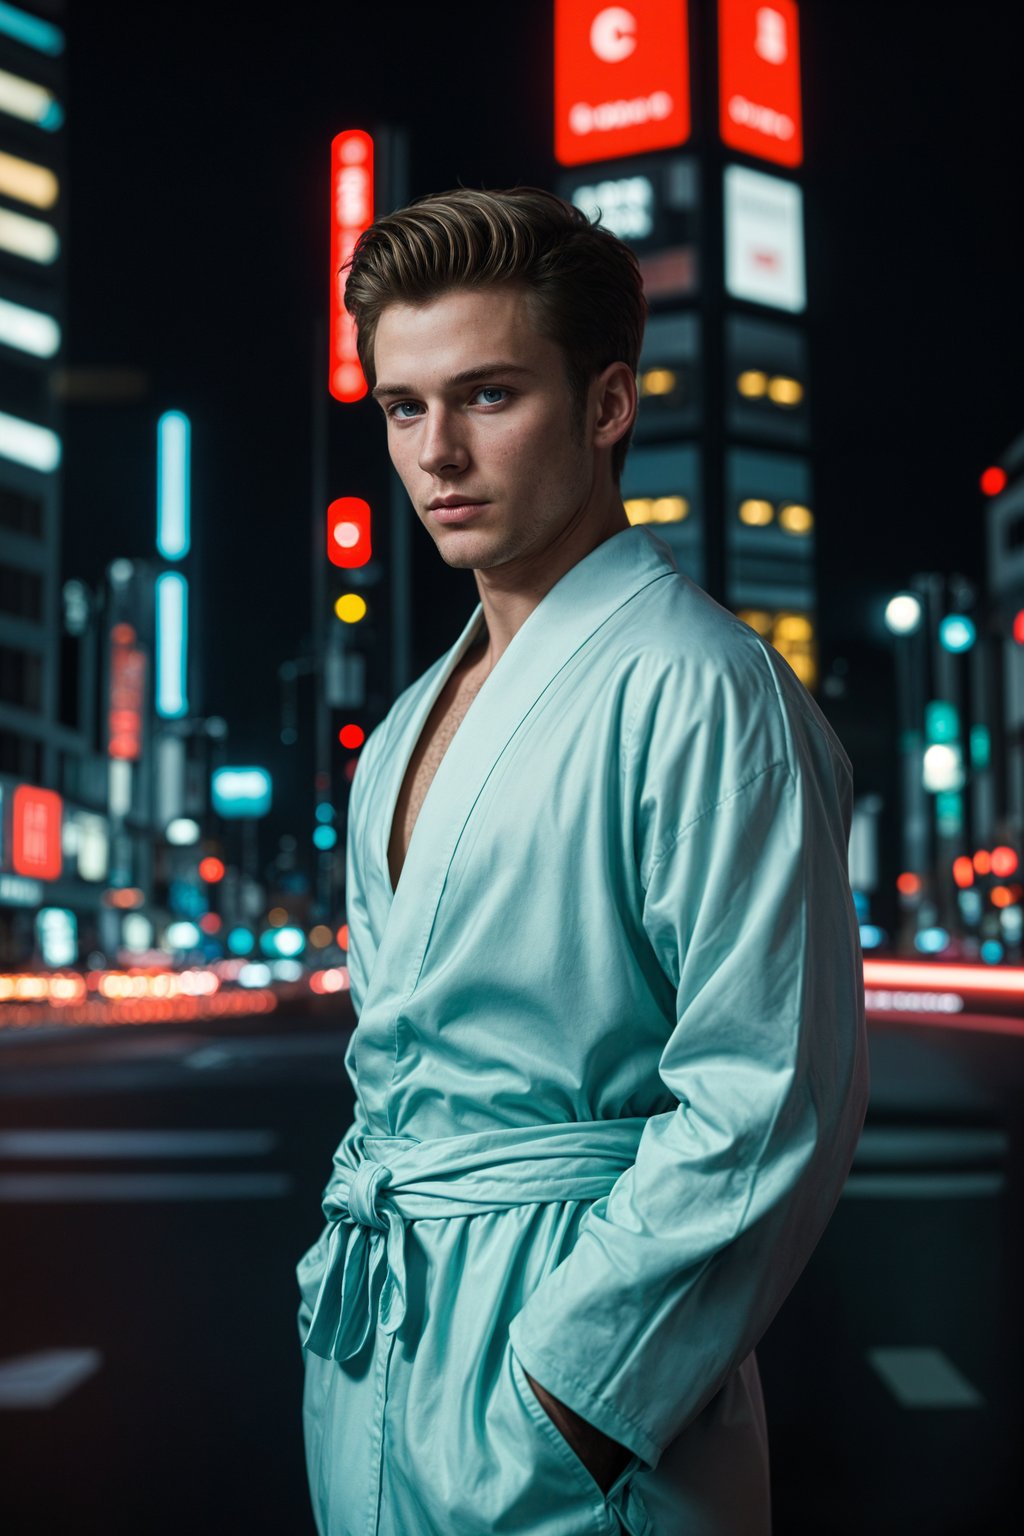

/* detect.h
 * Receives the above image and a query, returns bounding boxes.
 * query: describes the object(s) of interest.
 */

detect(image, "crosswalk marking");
[867,1347,985,1409]
[0,1349,102,1410]
[0,1171,291,1201]
[842,1172,1004,1198]
[0,1129,277,1158]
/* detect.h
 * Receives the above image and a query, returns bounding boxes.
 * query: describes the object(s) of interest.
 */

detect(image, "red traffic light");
[980,466,1007,496]
[328,497,371,568]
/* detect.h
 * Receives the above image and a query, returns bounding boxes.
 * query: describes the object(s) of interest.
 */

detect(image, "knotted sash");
[297,1117,647,1363]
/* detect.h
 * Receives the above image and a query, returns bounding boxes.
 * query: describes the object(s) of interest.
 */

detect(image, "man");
[296,186,869,1536]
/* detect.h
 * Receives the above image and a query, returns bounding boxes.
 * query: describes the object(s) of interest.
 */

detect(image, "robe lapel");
[365,525,678,1006]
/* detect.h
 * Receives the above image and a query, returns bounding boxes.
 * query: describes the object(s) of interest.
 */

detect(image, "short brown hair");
[342,185,648,483]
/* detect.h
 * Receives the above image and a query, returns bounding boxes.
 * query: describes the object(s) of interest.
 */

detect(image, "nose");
[417,404,468,477]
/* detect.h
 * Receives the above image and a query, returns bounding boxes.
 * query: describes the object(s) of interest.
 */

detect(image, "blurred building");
[0,0,72,964]
[984,436,1024,847]
[554,0,815,691]
[0,3,242,976]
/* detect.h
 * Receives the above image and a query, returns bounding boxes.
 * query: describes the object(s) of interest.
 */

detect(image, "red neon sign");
[12,785,62,881]
[329,130,374,402]
[719,0,803,168]
[107,621,146,762]
[554,1,690,166]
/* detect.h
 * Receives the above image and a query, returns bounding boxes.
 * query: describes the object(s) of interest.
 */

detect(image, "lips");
[430,502,489,523]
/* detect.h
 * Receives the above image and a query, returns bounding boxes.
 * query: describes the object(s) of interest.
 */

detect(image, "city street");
[1,1012,1021,1535]
[1,2,1022,1533]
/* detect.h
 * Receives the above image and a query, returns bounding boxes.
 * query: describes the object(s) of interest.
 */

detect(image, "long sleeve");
[508,647,870,1468]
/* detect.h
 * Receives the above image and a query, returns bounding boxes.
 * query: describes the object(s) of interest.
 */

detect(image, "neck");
[472,496,630,671]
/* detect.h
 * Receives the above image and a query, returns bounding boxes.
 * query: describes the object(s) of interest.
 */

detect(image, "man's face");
[371,285,600,574]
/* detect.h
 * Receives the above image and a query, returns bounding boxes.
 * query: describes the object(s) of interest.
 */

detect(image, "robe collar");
[369,524,680,990]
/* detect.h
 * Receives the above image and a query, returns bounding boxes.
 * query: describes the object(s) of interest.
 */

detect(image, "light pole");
[884,587,928,951]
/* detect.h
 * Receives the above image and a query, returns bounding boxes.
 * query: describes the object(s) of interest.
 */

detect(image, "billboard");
[12,785,62,881]
[724,164,805,313]
[555,1,690,166]
[719,0,803,168]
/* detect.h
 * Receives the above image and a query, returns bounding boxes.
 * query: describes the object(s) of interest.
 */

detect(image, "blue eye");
[386,386,509,419]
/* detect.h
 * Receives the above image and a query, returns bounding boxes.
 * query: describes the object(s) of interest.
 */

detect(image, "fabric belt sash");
[298,1117,647,1364]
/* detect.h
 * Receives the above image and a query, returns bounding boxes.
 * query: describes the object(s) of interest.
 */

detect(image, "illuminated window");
[737,369,768,397]
[0,65,63,129]
[778,502,813,534]
[625,496,689,525]
[736,608,772,635]
[767,374,803,406]
[0,148,58,209]
[775,613,812,641]
[0,205,58,263]
[735,607,817,690]
[639,367,678,397]
[0,294,60,356]
[738,498,773,525]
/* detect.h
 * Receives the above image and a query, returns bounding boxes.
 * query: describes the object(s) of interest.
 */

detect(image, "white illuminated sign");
[570,174,654,239]
[724,164,805,313]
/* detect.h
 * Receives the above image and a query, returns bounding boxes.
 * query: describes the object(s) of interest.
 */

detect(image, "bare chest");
[387,652,489,895]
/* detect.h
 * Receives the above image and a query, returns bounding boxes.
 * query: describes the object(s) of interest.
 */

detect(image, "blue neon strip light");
[157,410,191,559]
[0,2,64,55]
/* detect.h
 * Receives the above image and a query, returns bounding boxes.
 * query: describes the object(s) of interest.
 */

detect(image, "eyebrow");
[370,362,538,402]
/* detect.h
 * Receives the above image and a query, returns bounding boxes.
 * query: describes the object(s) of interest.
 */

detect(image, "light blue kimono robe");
[296,524,869,1536]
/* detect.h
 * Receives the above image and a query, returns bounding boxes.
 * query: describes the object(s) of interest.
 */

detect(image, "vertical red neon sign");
[12,786,63,880]
[329,130,374,402]
[719,0,803,168]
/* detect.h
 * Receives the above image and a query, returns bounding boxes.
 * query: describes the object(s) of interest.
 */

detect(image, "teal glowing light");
[155,571,189,718]
[315,802,336,823]
[226,927,256,956]
[260,925,306,958]
[0,2,64,55]
[980,939,1004,964]
[935,789,963,836]
[939,614,976,654]
[925,701,959,744]
[211,766,272,819]
[157,410,191,559]
[313,825,338,850]
[914,927,950,954]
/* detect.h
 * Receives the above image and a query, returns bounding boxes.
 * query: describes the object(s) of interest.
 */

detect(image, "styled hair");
[342,185,648,483]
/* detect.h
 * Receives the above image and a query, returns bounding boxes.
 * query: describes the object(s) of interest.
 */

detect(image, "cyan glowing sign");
[211,766,272,819]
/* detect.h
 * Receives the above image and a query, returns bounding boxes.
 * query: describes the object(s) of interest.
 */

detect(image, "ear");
[591,362,637,454]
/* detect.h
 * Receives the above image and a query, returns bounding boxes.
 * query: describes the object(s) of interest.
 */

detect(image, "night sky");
[58,1,1024,866]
